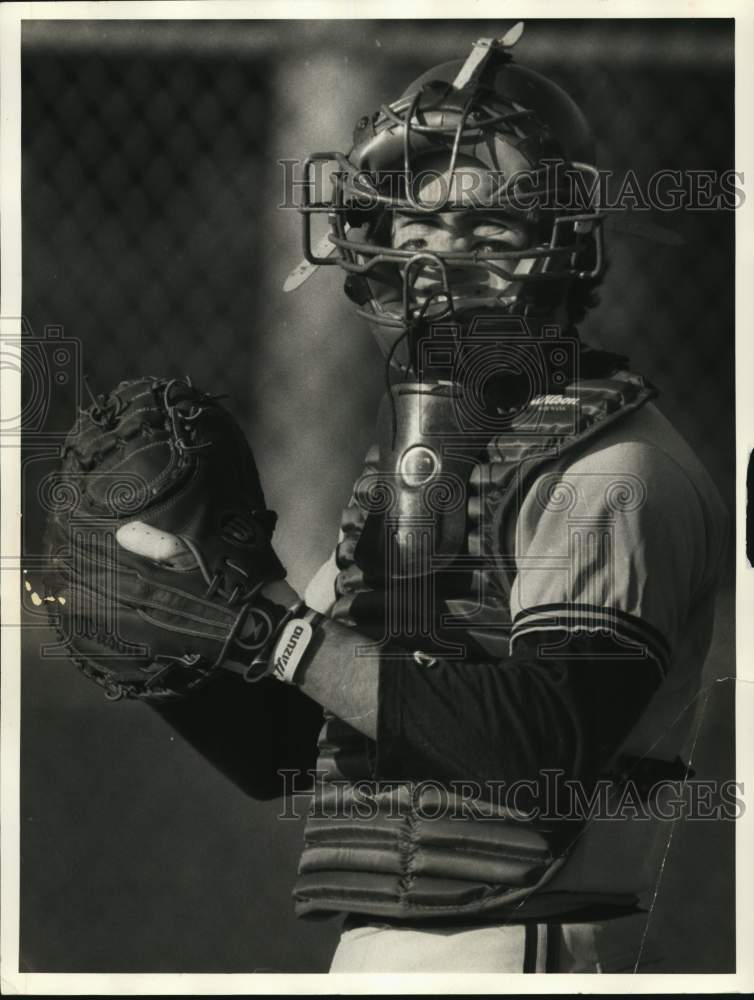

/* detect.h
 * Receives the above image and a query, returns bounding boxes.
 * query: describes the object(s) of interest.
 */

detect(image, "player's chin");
[400,294,521,328]
[363,289,521,359]
[419,275,517,315]
[442,295,519,323]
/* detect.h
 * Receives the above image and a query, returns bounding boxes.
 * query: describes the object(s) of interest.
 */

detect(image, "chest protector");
[294,358,657,922]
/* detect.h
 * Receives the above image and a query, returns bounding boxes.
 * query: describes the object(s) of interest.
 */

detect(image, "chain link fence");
[21,19,735,579]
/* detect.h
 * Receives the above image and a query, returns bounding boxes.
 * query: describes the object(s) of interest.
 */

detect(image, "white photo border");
[1,1,750,993]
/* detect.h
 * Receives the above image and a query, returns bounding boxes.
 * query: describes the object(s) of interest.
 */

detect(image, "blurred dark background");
[19,19,735,973]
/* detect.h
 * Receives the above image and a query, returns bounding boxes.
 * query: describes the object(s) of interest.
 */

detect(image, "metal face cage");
[296,34,605,334]
[300,153,604,331]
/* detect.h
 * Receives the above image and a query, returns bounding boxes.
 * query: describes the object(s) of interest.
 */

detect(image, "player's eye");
[475,240,507,254]
[398,237,427,252]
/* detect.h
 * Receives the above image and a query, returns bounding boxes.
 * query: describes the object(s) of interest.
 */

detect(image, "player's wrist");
[267,605,325,685]
[242,580,324,685]
[261,578,301,607]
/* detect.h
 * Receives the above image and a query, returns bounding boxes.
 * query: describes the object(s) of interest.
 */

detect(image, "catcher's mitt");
[44,376,291,701]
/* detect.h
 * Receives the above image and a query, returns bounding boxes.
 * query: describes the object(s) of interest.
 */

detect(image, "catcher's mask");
[293,24,604,369]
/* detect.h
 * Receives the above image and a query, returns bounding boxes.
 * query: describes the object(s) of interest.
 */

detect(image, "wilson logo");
[531,394,578,408]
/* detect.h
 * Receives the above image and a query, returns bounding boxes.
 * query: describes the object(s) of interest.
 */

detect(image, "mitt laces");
[178,534,263,608]
[162,376,214,454]
[83,375,125,429]
[205,557,262,606]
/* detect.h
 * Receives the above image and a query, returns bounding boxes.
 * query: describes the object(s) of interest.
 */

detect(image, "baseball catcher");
[44,23,728,973]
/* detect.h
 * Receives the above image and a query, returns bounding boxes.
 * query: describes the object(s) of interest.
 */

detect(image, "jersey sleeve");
[508,439,709,680]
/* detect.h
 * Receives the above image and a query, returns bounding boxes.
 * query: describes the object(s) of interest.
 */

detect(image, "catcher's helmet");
[296,24,604,363]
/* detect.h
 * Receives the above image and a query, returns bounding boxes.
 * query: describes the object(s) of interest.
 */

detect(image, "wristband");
[242,602,324,684]
[270,606,324,684]
[242,599,305,683]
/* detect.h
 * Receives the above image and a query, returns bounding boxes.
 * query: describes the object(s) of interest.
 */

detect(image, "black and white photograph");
[0,2,750,991]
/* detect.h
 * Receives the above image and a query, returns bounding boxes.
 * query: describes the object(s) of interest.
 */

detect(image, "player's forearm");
[261,577,380,739]
[295,619,380,740]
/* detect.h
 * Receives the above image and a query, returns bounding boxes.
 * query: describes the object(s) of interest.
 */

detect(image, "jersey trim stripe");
[510,603,670,678]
